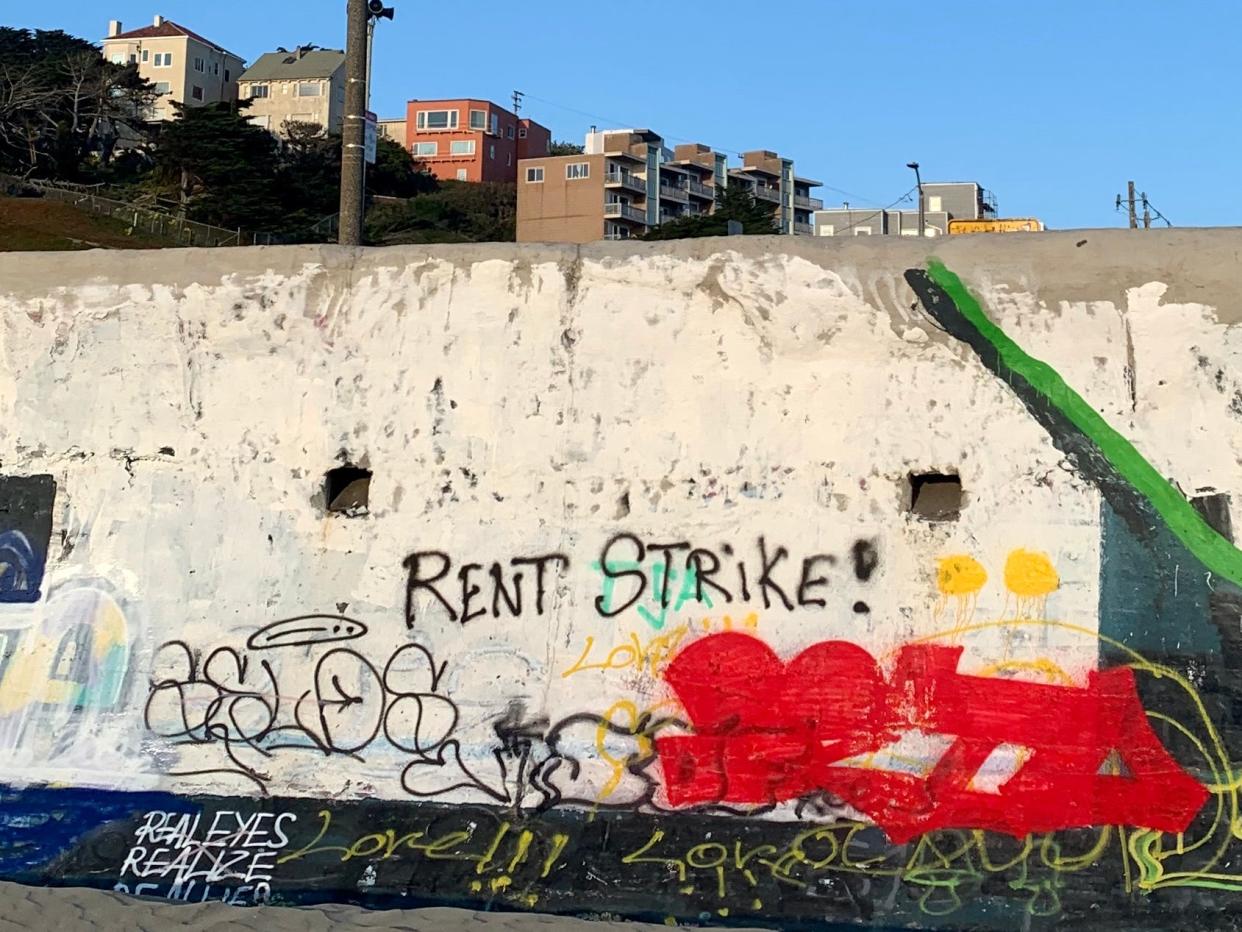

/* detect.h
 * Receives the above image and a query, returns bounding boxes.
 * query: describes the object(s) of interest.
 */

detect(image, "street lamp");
[906,161,923,238]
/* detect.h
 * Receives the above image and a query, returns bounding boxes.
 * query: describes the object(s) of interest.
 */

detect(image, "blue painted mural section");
[0,784,193,881]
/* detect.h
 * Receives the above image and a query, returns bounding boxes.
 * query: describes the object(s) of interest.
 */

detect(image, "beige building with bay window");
[236,48,347,136]
[102,16,244,121]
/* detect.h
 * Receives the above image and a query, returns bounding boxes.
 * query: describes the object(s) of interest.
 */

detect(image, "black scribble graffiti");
[246,614,368,650]
[147,614,832,821]
[146,627,468,799]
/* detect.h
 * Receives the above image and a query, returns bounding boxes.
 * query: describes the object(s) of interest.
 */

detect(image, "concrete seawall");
[0,232,1240,929]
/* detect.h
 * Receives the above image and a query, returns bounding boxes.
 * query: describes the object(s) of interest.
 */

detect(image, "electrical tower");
[1115,182,1171,229]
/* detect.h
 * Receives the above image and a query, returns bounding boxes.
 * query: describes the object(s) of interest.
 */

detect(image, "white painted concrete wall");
[0,234,1238,810]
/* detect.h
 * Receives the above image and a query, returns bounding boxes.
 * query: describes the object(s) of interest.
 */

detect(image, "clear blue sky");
[15,1,1241,229]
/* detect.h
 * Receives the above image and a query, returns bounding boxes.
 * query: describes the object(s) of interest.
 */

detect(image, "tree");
[642,185,779,240]
[548,139,584,156]
[156,101,281,230]
[272,120,340,232]
[369,135,436,198]
[365,181,516,245]
[0,28,157,178]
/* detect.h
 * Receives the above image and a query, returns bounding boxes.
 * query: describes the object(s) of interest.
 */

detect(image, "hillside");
[0,196,171,251]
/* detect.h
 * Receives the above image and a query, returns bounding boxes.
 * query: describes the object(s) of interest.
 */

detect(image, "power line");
[1114,181,1172,229]
[822,186,919,236]
[520,91,864,195]
[519,88,909,210]
[817,184,890,209]
[1141,193,1172,228]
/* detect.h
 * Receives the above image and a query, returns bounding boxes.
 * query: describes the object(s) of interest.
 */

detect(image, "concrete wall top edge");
[4,229,1242,321]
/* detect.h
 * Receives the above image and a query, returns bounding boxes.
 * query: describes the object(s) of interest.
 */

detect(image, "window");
[153,52,173,67]
[412,142,438,156]
[153,81,170,94]
[469,109,485,130]
[490,113,499,135]
[817,224,835,236]
[506,125,514,139]
[194,57,205,72]
[417,109,458,129]
[191,85,204,101]
[927,195,943,212]
[129,54,137,64]
[110,53,125,64]
[141,49,149,62]
[854,226,872,235]
[213,62,219,75]
[225,69,230,81]
[566,162,590,180]
[489,143,495,160]
[525,166,544,183]
[518,127,527,138]
[297,83,322,97]
[456,169,468,181]
[248,84,270,99]
[449,140,475,155]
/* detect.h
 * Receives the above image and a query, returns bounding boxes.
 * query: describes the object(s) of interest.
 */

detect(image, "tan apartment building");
[516,130,727,243]
[102,16,244,121]
[237,48,346,135]
[518,129,660,243]
[517,129,819,242]
[377,118,407,142]
[728,150,822,235]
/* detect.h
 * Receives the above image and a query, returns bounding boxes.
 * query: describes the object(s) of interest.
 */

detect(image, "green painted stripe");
[926,259,1242,589]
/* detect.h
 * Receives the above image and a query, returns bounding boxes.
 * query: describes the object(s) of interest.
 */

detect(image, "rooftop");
[239,49,346,82]
[104,18,241,59]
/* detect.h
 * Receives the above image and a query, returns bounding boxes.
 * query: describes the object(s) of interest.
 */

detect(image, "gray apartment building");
[814,182,998,237]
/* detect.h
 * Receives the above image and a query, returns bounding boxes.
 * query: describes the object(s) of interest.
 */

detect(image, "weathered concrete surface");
[0,232,1240,930]
[0,880,756,931]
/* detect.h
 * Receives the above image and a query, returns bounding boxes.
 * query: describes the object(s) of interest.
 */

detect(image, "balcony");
[605,169,646,194]
[686,179,715,200]
[604,202,648,224]
[794,194,823,210]
[753,184,781,203]
[658,183,689,203]
[793,221,814,235]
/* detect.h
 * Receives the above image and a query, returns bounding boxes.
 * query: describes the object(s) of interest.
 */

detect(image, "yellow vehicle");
[948,218,1044,234]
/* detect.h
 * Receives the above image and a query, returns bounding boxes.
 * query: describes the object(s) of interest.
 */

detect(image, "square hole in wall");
[909,472,962,522]
[324,466,371,517]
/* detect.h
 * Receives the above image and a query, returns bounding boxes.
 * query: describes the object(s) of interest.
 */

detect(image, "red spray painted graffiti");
[656,633,1208,843]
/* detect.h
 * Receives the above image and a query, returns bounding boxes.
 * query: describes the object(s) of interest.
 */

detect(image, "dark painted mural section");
[0,474,55,604]
[0,782,1220,930]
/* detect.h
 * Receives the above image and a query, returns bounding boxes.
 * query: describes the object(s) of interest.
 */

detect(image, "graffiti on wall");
[656,632,1206,840]
[0,475,55,604]
[0,477,136,759]
[4,259,1242,929]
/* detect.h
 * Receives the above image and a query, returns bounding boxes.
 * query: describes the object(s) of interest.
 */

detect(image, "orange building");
[404,98,551,183]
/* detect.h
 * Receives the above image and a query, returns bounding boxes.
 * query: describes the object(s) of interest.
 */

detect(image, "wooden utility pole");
[338,0,369,246]
[1126,180,1138,229]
